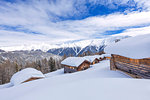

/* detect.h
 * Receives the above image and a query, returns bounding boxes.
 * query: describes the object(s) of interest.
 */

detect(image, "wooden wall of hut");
[23,77,42,83]
[91,59,99,65]
[64,66,77,73]
[110,54,150,79]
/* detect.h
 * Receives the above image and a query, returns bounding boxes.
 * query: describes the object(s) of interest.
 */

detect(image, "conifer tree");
[48,57,56,72]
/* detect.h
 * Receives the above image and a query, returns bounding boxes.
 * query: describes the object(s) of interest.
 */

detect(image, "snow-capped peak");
[0,36,128,52]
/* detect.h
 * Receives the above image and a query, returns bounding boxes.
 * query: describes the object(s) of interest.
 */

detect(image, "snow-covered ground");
[0,60,150,100]
[0,83,13,89]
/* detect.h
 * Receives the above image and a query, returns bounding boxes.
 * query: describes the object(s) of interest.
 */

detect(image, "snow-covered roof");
[105,34,150,59]
[84,55,100,62]
[10,68,45,86]
[61,55,105,67]
[61,57,89,67]
[102,54,111,57]
[84,54,111,62]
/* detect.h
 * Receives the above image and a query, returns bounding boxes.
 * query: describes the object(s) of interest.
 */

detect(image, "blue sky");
[0,0,150,46]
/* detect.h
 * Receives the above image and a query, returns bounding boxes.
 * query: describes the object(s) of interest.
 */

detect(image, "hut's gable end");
[92,58,99,65]
[78,61,90,71]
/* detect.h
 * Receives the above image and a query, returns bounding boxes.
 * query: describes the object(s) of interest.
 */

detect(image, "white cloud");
[113,26,150,37]
[0,0,150,47]
[135,0,150,10]
[57,11,150,37]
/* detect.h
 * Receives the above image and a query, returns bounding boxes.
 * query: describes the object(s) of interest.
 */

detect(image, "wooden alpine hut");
[10,68,45,86]
[105,34,150,79]
[61,57,91,73]
[84,56,100,65]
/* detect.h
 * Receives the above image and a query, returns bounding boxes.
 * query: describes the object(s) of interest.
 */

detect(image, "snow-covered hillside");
[0,60,150,100]
[0,50,62,65]
[105,34,150,59]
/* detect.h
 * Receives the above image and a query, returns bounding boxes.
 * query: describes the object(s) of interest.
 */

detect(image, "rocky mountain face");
[47,36,129,56]
[0,49,5,52]
[47,45,105,56]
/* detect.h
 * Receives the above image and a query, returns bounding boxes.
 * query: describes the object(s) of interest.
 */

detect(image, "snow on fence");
[110,54,150,79]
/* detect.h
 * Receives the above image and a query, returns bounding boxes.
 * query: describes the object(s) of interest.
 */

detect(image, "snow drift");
[10,68,45,86]
[105,34,150,59]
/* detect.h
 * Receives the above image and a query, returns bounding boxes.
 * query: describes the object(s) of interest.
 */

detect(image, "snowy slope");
[105,34,150,59]
[0,60,150,100]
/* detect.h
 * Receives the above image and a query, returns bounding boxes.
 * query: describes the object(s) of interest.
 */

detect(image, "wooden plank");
[111,54,150,79]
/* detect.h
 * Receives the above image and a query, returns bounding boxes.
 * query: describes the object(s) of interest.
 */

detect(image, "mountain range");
[0,36,129,59]
[47,36,129,56]
[0,35,129,57]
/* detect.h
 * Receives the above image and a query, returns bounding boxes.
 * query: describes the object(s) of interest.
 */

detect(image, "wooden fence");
[110,54,150,79]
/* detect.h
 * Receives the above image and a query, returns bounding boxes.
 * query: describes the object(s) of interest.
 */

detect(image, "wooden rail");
[110,54,150,79]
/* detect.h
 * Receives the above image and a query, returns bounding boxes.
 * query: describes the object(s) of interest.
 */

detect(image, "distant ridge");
[0,36,129,56]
